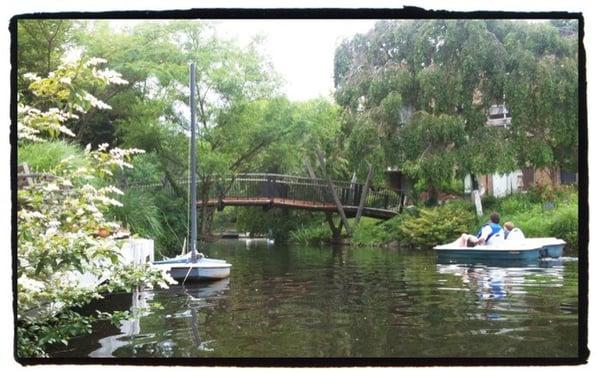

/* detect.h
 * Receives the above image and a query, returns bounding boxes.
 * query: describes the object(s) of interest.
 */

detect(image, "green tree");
[17,20,77,96]
[504,22,578,180]
[334,19,577,197]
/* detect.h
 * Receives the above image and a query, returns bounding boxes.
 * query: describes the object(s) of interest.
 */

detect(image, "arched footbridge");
[202,174,402,219]
[129,173,403,220]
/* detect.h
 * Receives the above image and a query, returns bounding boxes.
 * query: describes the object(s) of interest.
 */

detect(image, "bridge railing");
[125,173,403,213]
[207,174,402,212]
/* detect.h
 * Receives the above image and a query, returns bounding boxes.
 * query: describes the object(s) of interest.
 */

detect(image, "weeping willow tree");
[333,19,578,197]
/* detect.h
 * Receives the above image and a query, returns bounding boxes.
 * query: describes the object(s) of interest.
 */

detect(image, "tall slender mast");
[189,63,198,263]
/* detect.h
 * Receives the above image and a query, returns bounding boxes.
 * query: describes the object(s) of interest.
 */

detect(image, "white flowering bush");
[17,56,174,358]
[18,53,127,142]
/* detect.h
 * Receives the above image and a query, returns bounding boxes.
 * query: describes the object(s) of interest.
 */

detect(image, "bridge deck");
[198,197,398,220]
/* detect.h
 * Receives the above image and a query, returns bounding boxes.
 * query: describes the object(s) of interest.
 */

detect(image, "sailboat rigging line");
[181,263,194,286]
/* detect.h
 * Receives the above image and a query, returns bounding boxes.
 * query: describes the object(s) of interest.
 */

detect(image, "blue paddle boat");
[434,238,566,265]
[522,238,566,258]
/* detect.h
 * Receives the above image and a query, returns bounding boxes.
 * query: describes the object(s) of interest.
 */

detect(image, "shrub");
[351,218,393,247]
[289,223,331,244]
[398,204,476,249]
[498,193,535,215]
[17,59,172,357]
[550,209,578,251]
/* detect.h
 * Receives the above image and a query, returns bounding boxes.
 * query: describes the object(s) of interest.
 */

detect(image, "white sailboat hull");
[152,255,232,281]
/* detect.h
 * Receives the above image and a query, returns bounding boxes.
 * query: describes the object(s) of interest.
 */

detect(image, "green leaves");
[397,203,475,249]
[397,112,466,191]
[334,19,578,195]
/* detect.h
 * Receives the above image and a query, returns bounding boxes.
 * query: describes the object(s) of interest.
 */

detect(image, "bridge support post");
[316,150,352,236]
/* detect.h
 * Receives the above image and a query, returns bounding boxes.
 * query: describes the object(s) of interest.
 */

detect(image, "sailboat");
[152,63,232,283]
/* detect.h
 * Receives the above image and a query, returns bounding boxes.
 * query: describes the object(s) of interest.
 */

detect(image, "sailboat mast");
[189,62,198,263]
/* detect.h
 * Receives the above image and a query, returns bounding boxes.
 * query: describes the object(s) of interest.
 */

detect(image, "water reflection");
[183,279,230,353]
[436,259,571,322]
[88,279,230,358]
[438,262,567,292]
[89,288,153,358]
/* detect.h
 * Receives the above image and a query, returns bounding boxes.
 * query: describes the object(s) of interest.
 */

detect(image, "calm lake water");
[52,239,579,358]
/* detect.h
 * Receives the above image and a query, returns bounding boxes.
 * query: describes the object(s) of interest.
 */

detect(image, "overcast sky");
[208,20,376,101]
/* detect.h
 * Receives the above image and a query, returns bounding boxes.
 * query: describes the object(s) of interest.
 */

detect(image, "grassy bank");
[289,187,579,252]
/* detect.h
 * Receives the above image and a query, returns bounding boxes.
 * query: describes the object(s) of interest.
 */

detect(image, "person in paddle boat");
[455,212,505,247]
[503,221,525,240]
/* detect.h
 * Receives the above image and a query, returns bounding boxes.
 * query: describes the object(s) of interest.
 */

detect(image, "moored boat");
[153,254,232,281]
[150,63,231,283]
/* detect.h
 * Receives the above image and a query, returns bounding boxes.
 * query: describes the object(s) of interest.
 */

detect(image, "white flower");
[59,77,72,85]
[19,275,45,292]
[18,123,43,142]
[100,185,124,195]
[83,92,112,110]
[93,68,128,85]
[85,57,107,67]
[20,210,46,221]
[45,227,58,236]
[44,183,60,192]
[58,125,76,137]
[23,72,41,82]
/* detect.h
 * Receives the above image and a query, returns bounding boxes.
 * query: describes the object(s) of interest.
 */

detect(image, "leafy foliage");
[289,221,332,244]
[351,218,397,247]
[334,20,578,193]
[398,204,476,249]
[17,20,77,94]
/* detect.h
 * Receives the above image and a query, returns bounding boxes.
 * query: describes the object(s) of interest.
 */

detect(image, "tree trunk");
[427,183,438,205]
[325,212,342,240]
[354,162,373,227]
[316,150,352,235]
[470,174,483,217]
[205,207,215,236]
[199,204,208,240]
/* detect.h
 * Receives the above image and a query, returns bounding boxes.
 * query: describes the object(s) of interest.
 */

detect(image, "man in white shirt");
[456,212,504,247]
